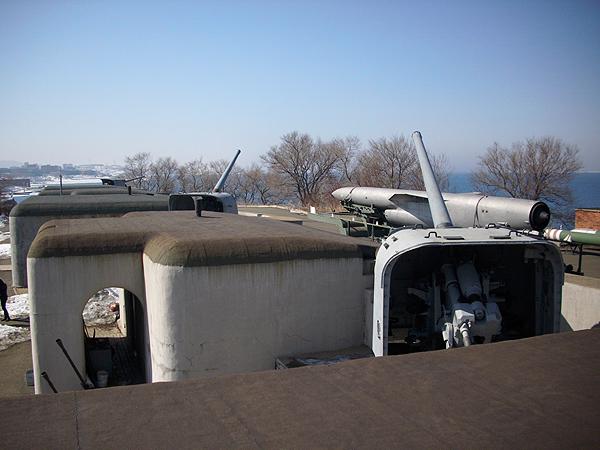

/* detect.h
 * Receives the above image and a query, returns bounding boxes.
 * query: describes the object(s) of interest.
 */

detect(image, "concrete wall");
[143,255,367,382]
[10,215,50,287]
[30,249,369,392]
[11,214,118,287]
[561,274,600,331]
[28,253,146,394]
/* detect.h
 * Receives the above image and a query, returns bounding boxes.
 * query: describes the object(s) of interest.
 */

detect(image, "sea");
[448,172,600,227]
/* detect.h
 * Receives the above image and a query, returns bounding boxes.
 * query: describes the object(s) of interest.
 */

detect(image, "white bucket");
[96,370,109,388]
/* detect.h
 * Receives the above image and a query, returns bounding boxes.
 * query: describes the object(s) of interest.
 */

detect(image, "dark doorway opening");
[82,288,147,388]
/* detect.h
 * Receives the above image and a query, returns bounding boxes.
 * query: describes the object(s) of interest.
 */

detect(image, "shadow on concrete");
[560,315,573,332]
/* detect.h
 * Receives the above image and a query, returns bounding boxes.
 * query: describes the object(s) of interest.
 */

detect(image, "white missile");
[331,186,550,231]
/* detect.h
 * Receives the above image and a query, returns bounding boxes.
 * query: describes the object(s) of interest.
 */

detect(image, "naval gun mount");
[168,149,241,215]
[370,132,564,356]
[371,225,564,355]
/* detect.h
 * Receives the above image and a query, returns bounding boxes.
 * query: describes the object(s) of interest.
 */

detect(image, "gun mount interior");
[385,242,559,355]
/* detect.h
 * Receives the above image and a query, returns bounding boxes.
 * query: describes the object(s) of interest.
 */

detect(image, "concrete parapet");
[561,273,600,331]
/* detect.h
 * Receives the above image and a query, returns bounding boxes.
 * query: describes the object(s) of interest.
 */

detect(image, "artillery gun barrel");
[412,131,453,228]
[213,149,241,193]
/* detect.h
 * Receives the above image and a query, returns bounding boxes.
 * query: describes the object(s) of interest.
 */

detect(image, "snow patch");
[7,294,29,319]
[0,294,31,350]
[0,324,30,351]
[83,288,119,326]
[0,243,10,259]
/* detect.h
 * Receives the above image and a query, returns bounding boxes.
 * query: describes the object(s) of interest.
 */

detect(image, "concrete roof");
[29,211,378,266]
[69,188,150,195]
[3,329,598,449]
[39,186,151,196]
[9,194,168,217]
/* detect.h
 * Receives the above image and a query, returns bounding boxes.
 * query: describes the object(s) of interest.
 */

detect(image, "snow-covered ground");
[0,324,30,352]
[0,231,10,244]
[6,293,29,319]
[0,288,120,351]
[41,176,103,186]
[0,294,31,351]
[0,243,11,258]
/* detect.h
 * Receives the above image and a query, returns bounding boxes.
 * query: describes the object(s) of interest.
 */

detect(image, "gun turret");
[369,131,563,358]
[169,149,241,215]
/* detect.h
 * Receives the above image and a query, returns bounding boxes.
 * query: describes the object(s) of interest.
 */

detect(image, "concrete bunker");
[28,211,377,393]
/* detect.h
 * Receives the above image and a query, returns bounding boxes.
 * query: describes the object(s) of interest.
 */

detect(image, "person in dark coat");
[0,279,9,321]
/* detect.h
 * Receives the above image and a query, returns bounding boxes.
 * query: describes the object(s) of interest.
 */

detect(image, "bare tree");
[261,132,342,206]
[223,166,247,199]
[177,159,209,192]
[123,152,152,190]
[205,159,229,190]
[355,136,418,188]
[241,164,269,204]
[407,152,451,192]
[149,157,179,193]
[333,136,361,184]
[471,137,582,222]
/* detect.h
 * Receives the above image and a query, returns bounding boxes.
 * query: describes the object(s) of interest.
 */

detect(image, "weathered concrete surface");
[29,252,146,393]
[3,330,599,449]
[144,256,366,382]
[561,273,600,331]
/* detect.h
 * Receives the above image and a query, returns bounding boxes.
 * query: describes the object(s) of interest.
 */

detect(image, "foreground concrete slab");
[3,329,599,449]
[0,341,33,397]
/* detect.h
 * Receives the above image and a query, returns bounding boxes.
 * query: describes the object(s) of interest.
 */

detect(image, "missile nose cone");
[332,187,353,201]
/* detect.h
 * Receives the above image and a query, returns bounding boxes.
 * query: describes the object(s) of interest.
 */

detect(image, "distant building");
[575,208,600,231]
[40,164,61,173]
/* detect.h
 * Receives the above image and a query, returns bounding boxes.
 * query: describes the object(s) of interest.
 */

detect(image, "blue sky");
[1,0,599,170]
